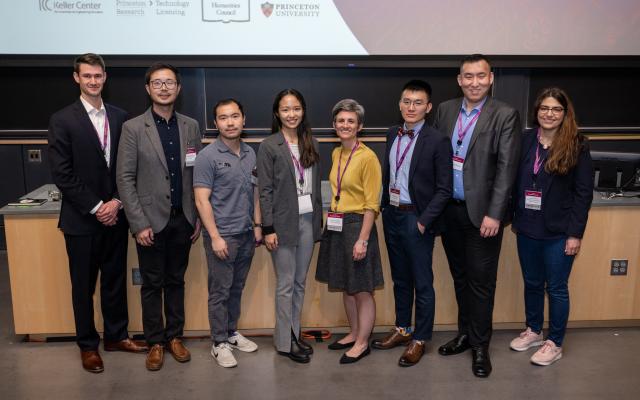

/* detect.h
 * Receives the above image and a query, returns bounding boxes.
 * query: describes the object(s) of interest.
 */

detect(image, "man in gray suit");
[117,63,202,371]
[433,54,521,378]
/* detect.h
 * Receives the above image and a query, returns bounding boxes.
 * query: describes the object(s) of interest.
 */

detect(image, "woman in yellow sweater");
[316,98,383,364]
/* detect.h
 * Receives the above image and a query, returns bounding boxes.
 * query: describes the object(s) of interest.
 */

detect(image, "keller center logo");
[261,2,273,17]
[39,0,52,11]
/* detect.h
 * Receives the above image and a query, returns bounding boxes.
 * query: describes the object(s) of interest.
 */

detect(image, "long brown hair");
[271,89,319,168]
[532,87,585,175]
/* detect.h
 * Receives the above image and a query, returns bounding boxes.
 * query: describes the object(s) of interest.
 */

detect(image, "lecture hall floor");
[0,251,638,400]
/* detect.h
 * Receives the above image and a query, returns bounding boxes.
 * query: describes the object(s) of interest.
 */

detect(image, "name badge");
[185,147,197,167]
[327,212,344,232]
[298,194,313,215]
[525,190,542,210]
[452,155,464,171]
[389,188,400,207]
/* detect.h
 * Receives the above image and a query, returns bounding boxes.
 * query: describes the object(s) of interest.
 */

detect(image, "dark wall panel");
[203,68,461,132]
[529,68,640,128]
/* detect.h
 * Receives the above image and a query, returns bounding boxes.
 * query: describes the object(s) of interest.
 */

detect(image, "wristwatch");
[359,239,368,247]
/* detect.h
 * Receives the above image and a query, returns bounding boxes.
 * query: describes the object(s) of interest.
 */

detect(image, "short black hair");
[214,98,245,118]
[74,53,105,73]
[460,54,492,71]
[401,80,432,100]
[144,62,181,85]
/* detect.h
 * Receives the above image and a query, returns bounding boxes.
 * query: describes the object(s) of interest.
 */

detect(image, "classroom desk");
[2,185,639,335]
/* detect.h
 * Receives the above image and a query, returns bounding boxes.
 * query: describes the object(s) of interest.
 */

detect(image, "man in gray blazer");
[433,54,521,378]
[117,63,202,371]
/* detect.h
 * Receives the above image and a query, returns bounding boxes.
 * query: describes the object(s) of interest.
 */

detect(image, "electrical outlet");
[610,259,628,276]
[132,268,142,285]
[27,149,41,162]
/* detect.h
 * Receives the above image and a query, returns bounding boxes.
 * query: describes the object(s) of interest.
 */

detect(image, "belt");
[450,199,466,205]
[170,207,183,217]
[392,204,416,212]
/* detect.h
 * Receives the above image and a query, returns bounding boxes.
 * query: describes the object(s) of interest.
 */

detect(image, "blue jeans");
[516,234,575,346]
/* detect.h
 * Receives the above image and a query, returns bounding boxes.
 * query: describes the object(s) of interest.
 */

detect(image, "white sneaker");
[510,327,544,351]
[530,340,563,366]
[228,331,258,353]
[211,342,237,368]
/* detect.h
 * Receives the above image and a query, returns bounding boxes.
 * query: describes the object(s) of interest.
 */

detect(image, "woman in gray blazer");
[257,89,323,363]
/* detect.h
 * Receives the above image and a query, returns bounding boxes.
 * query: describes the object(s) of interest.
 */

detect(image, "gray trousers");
[271,213,315,352]
[204,231,255,343]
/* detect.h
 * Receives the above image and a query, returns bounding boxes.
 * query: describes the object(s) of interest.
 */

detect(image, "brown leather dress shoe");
[398,340,425,367]
[371,329,412,350]
[81,350,104,373]
[146,344,164,371]
[167,338,191,362]
[104,338,149,353]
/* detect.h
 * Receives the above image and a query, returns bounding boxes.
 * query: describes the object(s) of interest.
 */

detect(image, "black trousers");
[136,211,193,345]
[440,202,503,348]
[64,225,129,351]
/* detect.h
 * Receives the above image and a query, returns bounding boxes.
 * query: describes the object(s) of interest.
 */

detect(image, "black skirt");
[315,213,384,294]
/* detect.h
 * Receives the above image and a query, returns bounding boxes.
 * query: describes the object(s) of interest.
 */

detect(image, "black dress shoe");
[296,335,314,355]
[438,334,470,356]
[339,346,370,364]
[471,347,492,378]
[328,339,355,350]
[277,338,310,363]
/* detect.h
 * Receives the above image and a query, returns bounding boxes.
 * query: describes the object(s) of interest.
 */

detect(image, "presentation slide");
[2,0,639,55]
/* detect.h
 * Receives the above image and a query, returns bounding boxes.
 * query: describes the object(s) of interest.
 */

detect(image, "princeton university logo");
[261,2,273,17]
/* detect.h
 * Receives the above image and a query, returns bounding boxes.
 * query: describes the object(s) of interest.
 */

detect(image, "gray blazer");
[116,108,203,234]
[257,132,322,246]
[433,96,521,228]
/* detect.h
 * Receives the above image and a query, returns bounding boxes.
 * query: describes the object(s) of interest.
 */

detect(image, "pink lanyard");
[335,141,359,202]
[95,112,109,152]
[533,129,546,176]
[456,107,482,147]
[394,130,416,186]
[287,144,306,187]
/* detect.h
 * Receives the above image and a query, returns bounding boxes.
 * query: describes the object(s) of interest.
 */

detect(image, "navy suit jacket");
[513,129,594,238]
[381,124,453,233]
[48,99,129,235]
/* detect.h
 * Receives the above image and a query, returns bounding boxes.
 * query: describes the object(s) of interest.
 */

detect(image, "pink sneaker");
[530,340,562,366]
[510,327,544,351]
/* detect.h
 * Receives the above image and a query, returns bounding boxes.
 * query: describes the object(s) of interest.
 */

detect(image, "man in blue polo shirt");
[194,98,262,368]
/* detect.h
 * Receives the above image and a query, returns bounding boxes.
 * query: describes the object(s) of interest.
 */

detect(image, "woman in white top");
[257,89,323,363]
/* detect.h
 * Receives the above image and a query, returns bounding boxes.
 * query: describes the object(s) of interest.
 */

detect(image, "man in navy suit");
[48,53,147,373]
[372,80,452,367]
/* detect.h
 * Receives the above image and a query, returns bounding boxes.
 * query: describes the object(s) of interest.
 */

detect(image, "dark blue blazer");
[381,124,452,233]
[48,99,129,235]
[513,129,594,238]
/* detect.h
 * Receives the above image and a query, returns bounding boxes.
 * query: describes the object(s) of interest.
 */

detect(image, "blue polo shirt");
[152,110,182,209]
[451,97,487,201]
[193,139,256,236]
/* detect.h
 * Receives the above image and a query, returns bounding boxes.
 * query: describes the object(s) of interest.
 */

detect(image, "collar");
[402,120,425,134]
[151,109,176,124]
[461,96,488,115]
[215,137,248,154]
[79,96,105,115]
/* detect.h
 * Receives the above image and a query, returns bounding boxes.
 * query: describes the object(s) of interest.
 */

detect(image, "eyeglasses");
[401,99,428,107]
[149,79,177,90]
[538,106,564,115]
